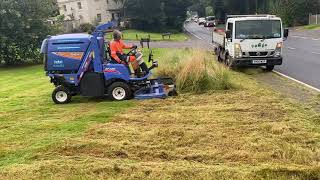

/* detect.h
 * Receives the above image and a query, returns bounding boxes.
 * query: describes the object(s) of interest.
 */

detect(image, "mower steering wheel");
[127,46,138,56]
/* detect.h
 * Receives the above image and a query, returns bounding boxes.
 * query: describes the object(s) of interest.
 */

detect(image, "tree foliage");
[189,0,320,26]
[121,0,191,31]
[0,0,56,65]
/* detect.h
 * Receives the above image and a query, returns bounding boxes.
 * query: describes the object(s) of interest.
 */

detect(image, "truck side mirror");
[284,28,289,38]
[225,30,231,39]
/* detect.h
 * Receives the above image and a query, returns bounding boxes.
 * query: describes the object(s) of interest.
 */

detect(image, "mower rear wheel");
[52,86,72,104]
[108,82,132,101]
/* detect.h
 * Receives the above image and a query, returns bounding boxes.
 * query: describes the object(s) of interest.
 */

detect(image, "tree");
[269,0,320,26]
[0,0,57,65]
[124,0,191,31]
[189,0,320,26]
[205,6,214,16]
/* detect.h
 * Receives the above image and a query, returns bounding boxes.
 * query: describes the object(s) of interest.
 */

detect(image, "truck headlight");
[234,43,242,58]
[274,42,283,57]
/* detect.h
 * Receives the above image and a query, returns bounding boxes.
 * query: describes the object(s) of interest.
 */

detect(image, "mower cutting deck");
[41,22,176,104]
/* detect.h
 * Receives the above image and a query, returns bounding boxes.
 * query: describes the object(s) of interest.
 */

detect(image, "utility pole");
[255,0,258,14]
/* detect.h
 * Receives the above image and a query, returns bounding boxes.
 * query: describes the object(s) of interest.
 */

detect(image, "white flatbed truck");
[213,15,289,71]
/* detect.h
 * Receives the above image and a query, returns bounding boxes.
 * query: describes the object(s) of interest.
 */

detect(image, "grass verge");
[155,49,235,93]
[0,49,320,179]
[303,24,320,30]
[106,29,188,41]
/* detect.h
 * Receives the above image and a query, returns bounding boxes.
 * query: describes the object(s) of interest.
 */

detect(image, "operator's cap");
[113,30,122,40]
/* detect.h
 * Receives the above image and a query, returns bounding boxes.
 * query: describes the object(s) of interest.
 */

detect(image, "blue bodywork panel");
[103,64,131,81]
[134,80,167,100]
[46,34,92,72]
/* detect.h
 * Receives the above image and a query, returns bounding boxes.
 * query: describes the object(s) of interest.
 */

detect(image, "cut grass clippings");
[0,49,320,179]
[0,65,134,167]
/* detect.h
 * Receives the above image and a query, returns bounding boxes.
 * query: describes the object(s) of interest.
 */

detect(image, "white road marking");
[287,47,296,50]
[311,51,320,55]
[210,43,216,48]
[291,36,320,40]
[188,30,202,40]
[273,71,320,93]
[291,35,308,39]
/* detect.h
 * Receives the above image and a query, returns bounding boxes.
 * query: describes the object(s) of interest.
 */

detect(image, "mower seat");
[105,43,115,63]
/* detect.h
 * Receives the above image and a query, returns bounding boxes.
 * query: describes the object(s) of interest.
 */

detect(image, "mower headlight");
[274,42,283,57]
[234,43,242,58]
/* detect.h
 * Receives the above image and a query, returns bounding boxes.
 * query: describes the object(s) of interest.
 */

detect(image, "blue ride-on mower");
[41,22,177,104]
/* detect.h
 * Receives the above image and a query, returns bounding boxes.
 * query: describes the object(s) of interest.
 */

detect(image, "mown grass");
[106,29,188,41]
[0,49,320,179]
[0,66,134,167]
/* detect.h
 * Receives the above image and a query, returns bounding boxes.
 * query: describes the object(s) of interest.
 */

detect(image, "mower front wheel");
[108,82,132,101]
[52,86,72,104]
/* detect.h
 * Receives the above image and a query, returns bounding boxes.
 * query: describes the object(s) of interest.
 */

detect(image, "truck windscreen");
[235,20,281,39]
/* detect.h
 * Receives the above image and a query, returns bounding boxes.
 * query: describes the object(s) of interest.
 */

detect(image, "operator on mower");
[110,30,149,74]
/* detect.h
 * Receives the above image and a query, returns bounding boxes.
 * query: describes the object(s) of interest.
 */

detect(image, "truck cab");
[216,15,289,71]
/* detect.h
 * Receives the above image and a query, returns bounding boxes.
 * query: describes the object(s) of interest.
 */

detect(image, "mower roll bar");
[93,22,115,37]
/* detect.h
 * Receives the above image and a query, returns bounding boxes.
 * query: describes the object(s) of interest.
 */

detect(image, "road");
[184,22,320,90]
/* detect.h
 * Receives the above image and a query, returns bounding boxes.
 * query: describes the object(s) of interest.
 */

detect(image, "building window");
[97,14,102,22]
[111,13,115,20]
[77,2,82,9]
[106,0,109,4]
[63,5,67,11]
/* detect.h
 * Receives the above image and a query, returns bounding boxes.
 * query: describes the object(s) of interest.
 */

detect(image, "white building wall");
[57,0,122,26]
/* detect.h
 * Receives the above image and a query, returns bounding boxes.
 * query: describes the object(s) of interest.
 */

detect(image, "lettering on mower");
[104,68,121,74]
[53,60,64,68]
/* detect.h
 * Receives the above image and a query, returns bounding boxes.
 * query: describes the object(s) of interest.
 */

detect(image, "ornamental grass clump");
[156,49,235,93]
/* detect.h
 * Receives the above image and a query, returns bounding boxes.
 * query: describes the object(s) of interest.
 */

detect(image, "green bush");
[79,23,96,33]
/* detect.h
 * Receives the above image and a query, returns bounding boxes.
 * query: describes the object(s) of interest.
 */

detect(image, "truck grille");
[248,52,268,56]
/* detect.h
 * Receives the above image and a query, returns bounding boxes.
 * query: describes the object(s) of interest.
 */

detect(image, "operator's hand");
[121,60,128,65]
[132,45,138,49]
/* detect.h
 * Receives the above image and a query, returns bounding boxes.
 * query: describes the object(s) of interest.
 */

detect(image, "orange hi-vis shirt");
[109,40,133,63]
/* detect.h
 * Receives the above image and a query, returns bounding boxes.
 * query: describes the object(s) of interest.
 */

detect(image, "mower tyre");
[108,82,132,101]
[52,86,72,104]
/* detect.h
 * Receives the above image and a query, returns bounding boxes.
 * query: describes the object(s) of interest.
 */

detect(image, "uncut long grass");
[157,49,235,93]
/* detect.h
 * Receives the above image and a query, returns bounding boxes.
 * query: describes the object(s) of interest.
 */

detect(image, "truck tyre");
[225,55,233,68]
[108,82,132,101]
[265,65,275,72]
[215,47,223,63]
[52,86,72,104]
[217,54,223,62]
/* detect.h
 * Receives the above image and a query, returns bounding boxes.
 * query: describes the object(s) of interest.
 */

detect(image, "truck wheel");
[52,86,72,104]
[225,55,232,68]
[265,65,275,72]
[108,82,132,101]
[217,54,223,62]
